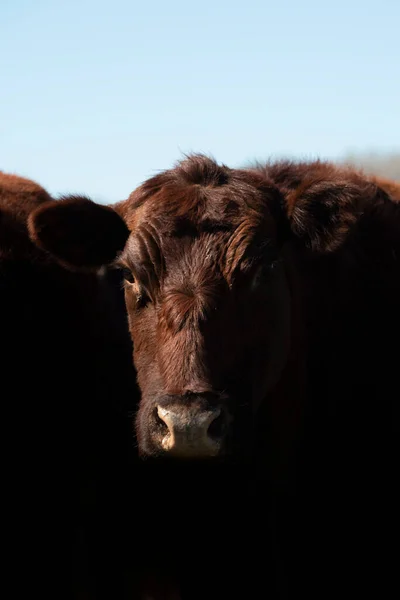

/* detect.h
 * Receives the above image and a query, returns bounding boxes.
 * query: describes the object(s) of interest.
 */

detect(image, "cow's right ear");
[285,179,366,253]
[27,195,130,270]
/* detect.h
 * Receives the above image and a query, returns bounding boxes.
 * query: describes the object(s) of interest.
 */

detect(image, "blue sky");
[1,0,399,203]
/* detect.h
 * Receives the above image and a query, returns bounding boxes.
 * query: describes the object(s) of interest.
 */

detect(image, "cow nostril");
[207,410,225,440]
[153,403,227,456]
[154,407,169,435]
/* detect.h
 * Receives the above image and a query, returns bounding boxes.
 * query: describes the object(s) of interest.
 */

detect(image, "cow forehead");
[127,212,269,276]
[132,190,272,249]
[124,221,230,281]
[121,163,280,285]
[134,196,243,234]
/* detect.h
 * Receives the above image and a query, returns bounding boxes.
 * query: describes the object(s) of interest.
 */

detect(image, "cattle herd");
[1,155,399,599]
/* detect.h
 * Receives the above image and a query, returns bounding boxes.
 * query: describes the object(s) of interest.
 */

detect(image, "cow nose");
[156,403,226,458]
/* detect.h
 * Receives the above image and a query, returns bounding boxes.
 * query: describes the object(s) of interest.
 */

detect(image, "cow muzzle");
[155,397,228,458]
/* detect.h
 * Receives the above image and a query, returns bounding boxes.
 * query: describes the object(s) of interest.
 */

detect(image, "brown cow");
[27,156,400,599]
[0,171,139,599]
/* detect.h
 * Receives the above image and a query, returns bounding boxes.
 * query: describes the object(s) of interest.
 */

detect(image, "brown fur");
[369,174,400,201]
[0,170,52,216]
[0,171,53,260]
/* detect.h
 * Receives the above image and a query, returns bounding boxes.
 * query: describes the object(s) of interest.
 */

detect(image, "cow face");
[115,158,294,459]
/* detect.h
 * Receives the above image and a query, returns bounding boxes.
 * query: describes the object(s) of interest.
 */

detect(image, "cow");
[27,156,400,599]
[0,171,139,599]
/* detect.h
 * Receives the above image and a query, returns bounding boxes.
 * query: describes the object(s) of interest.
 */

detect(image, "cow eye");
[120,267,150,308]
[121,267,135,284]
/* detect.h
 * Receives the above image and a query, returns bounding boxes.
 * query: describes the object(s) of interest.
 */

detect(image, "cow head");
[114,159,297,460]
[28,156,375,460]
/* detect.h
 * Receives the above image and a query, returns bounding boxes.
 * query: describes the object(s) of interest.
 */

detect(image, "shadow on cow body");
[1,171,140,599]
[27,156,400,599]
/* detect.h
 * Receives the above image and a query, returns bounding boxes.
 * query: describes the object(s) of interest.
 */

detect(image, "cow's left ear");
[286,179,370,253]
[28,195,130,270]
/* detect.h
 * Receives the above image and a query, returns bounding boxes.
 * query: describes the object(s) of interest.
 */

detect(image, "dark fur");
[26,156,400,599]
[0,171,138,599]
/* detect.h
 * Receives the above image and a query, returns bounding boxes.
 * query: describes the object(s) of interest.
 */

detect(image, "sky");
[1,0,399,203]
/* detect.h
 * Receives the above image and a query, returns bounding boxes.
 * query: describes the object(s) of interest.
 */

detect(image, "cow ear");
[28,195,130,270]
[286,179,367,253]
